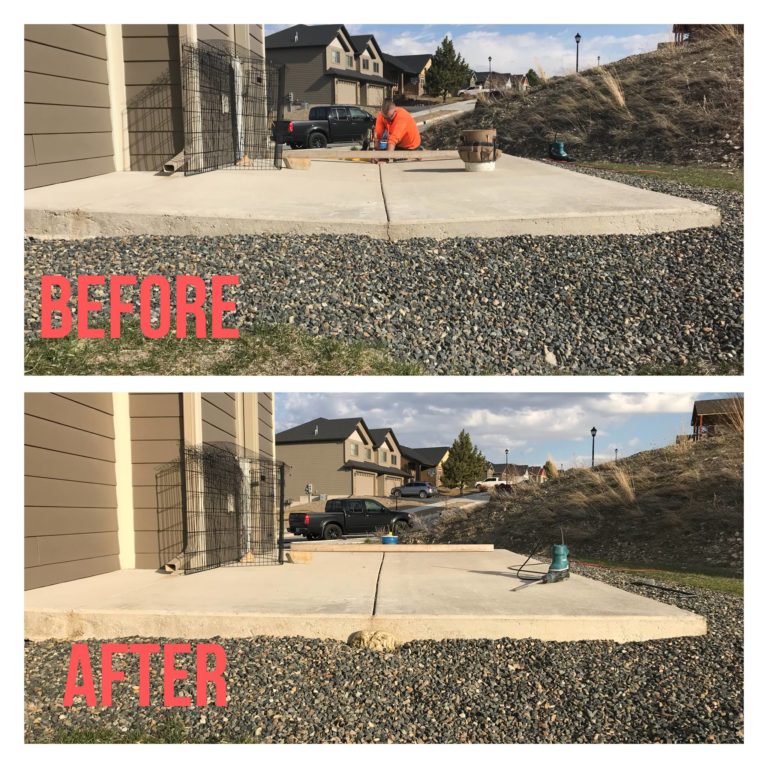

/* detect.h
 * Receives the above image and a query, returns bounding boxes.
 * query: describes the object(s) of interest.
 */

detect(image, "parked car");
[390,481,437,499]
[457,85,488,97]
[475,476,507,491]
[287,498,412,540]
[272,105,376,149]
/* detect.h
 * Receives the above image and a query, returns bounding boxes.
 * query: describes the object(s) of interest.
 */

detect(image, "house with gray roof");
[265,24,392,107]
[401,445,450,485]
[276,417,410,502]
[382,53,432,99]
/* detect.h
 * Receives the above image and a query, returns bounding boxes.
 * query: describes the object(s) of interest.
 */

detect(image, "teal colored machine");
[510,539,570,592]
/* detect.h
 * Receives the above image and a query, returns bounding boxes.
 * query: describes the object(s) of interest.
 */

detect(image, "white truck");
[475,476,506,491]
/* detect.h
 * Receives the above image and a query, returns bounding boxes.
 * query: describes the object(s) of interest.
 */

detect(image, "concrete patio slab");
[25,549,706,643]
[24,154,720,241]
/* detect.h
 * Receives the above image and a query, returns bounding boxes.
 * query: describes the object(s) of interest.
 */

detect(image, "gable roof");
[491,463,528,476]
[276,416,371,444]
[266,24,352,50]
[349,34,385,61]
[382,52,432,74]
[402,445,450,467]
[691,397,744,424]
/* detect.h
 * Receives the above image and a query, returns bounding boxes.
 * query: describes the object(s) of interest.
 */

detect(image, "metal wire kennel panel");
[181,44,283,174]
[157,444,286,574]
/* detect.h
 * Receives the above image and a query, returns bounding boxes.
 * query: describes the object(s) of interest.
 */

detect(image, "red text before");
[63,643,227,707]
[40,275,239,339]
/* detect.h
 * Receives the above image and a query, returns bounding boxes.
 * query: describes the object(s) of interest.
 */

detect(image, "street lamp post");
[575,33,582,73]
[597,55,601,68]
[590,426,597,467]
[615,447,618,462]
[505,448,508,479]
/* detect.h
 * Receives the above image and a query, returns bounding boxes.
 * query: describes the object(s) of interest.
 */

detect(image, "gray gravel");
[25,567,742,744]
[24,168,742,374]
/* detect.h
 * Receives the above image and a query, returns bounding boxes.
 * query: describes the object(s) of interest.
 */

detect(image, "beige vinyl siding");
[198,25,235,45]
[130,393,182,569]
[202,393,237,446]
[257,393,274,459]
[24,25,115,189]
[25,393,119,590]
[278,442,348,500]
[122,24,183,172]
[265,47,332,106]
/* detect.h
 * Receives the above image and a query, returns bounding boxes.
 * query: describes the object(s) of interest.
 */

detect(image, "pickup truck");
[475,477,507,491]
[272,105,376,149]
[287,497,412,540]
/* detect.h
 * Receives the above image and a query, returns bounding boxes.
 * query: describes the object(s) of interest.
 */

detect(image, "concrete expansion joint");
[372,552,386,617]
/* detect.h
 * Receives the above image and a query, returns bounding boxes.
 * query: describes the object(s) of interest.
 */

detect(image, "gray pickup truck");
[272,105,376,149]
[287,498,412,540]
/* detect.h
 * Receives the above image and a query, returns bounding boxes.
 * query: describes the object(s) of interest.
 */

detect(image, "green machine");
[510,540,570,592]
[548,136,571,161]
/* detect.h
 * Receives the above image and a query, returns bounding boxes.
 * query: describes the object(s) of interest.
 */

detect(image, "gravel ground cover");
[24,168,742,375]
[24,566,742,744]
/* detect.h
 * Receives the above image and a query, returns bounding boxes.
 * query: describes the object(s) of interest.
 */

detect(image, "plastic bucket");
[381,535,399,544]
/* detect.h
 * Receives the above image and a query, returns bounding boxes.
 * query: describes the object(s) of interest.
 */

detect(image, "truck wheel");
[392,490,402,498]
[393,520,409,536]
[419,490,427,498]
[308,132,328,149]
[323,523,342,540]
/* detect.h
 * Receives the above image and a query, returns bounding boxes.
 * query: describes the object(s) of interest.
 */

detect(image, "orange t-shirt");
[374,107,421,149]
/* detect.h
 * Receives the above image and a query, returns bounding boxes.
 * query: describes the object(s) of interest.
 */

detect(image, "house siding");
[25,393,119,589]
[258,393,274,459]
[265,47,332,105]
[122,24,184,172]
[278,442,348,500]
[24,25,115,189]
[129,393,183,569]
[202,393,237,446]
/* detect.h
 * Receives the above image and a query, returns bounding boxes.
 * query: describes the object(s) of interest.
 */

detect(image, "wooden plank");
[284,157,311,170]
[285,149,459,160]
[291,543,495,552]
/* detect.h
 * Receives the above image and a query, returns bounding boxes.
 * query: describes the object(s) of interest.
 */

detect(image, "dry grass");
[415,433,743,574]
[597,67,627,110]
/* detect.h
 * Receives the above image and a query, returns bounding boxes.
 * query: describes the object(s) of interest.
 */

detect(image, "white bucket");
[464,161,496,172]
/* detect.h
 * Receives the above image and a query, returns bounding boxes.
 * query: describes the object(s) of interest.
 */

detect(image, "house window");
[350,443,359,456]
[373,62,380,73]
[366,448,372,460]
[391,455,397,465]
[346,54,353,67]
[332,50,341,65]
[381,450,388,463]
[362,59,369,70]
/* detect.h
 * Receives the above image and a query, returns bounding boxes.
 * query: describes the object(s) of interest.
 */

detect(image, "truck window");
[364,500,384,513]
[348,107,370,119]
[309,107,328,120]
[348,500,365,514]
[329,107,346,120]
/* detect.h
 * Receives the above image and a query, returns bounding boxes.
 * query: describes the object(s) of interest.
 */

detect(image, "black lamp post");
[575,33,582,73]
[590,426,597,467]
[597,55,601,68]
[615,447,618,462]
[505,448,508,479]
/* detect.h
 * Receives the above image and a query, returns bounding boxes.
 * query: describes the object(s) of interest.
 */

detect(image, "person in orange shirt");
[372,99,422,162]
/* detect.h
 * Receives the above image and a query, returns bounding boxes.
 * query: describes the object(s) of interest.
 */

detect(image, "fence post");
[274,64,286,169]
[278,463,286,564]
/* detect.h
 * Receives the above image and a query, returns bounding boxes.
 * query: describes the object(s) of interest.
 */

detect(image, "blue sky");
[266,24,672,76]
[274,392,739,469]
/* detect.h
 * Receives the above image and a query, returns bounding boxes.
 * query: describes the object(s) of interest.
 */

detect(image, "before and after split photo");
[20,13,748,752]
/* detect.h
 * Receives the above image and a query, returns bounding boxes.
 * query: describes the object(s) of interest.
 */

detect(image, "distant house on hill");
[470,71,528,92]
[382,53,432,99]
[689,397,744,440]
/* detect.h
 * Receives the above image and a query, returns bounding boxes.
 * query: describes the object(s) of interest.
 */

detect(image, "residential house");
[276,417,410,502]
[25,392,276,590]
[489,463,529,483]
[470,71,528,93]
[527,465,547,484]
[25,24,267,188]
[690,397,744,440]
[382,53,432,99]
[401,446,450,485]
[265,24,393,108]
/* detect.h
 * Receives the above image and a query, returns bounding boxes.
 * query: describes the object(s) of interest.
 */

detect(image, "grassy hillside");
[424,33,743,168]
[409,433,743,575]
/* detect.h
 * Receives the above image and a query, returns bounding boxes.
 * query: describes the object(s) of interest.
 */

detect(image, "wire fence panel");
[156,444,285,574]
[181,44,282,174]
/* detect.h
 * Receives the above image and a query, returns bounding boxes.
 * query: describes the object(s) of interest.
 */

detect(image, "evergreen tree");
[442,430,488,494]
[425,36,472,102]
[525,68,542,88]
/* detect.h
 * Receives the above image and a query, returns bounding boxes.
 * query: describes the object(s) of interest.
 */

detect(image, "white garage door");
[336,79,358,104]
[382,475,400,496]
[366,85,385,107]
[354,471,376,496]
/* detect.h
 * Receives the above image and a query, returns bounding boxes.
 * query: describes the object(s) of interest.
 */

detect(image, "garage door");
[366,85,385,107]
[382,475,400,496]
[336,79,358,104]
[353,471,376,496]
